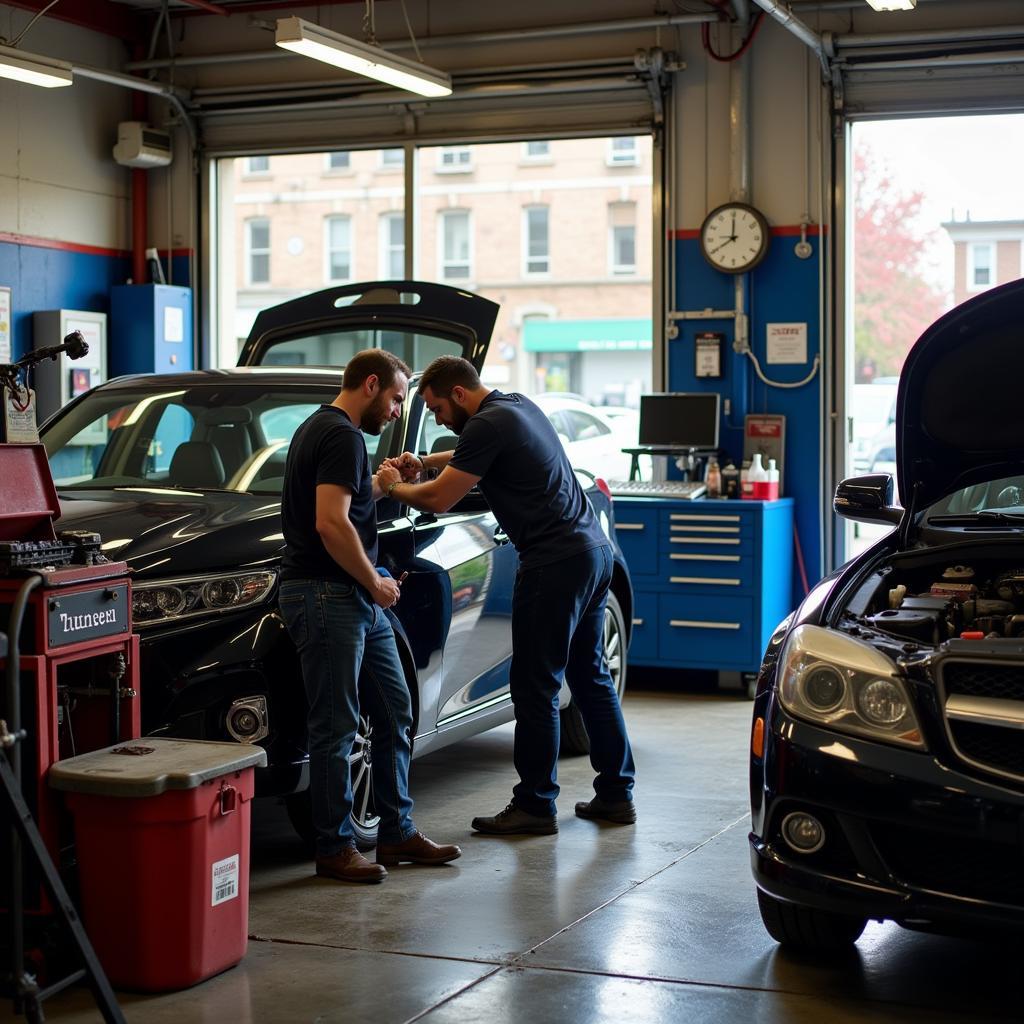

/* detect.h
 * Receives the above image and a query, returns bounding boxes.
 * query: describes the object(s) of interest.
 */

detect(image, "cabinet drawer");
[657,594,755,665]
[662,552,753,591]
[627,592,658,662]
[613,507,659,576]
[661,509,755,531]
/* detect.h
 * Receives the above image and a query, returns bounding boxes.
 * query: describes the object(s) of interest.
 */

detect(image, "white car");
[532,394,638,481]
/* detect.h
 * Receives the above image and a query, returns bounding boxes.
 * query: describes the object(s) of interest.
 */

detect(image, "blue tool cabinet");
[614,497,794,673]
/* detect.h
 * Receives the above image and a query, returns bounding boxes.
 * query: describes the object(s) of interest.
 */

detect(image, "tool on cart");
[1,337,129,1022]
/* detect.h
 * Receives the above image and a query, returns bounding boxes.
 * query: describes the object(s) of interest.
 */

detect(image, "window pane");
[381,213,405,278]
[613,225,636,272]
[247,155,269,173]
[526,141,550,158]
[442,211,470,279]
[328,151,350,170]
[327,217,351,282]
[381,148,404,167]
[249,221,269,250]
[526,206,549,274]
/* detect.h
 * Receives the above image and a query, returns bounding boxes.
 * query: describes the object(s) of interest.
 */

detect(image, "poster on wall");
[0,286,11,364]
[766,323,807,365]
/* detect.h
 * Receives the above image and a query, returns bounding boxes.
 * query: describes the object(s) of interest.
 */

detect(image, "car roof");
[94,367,422,391]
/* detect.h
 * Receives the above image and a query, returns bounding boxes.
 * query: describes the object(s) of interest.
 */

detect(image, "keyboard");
[606,479,707,500]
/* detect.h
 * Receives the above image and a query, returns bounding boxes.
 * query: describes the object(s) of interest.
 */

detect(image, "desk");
[614,496,793,676]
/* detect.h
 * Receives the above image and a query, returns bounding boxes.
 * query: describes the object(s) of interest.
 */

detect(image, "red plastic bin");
[49,738,267,992]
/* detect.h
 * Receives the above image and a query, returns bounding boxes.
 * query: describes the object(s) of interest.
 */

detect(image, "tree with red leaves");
[853,143,948,383]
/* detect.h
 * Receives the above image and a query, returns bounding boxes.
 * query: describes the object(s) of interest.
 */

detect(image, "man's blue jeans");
[509,544,636,817]
[279,578,416,856]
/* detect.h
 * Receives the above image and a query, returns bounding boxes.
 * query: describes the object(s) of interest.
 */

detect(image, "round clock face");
[700,202,770,273]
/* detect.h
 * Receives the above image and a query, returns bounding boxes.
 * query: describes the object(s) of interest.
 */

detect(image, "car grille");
[941,660,1024,784]
[872,823,1024,906]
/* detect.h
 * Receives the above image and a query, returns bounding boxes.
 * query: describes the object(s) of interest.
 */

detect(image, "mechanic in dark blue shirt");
[385,355,636,835]
[279,349,461,883]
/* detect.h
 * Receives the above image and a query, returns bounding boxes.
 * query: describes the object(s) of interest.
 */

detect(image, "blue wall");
[0,238,191,361]
[671,232,822,604]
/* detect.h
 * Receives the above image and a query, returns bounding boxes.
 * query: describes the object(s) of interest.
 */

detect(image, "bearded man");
[279,349,460,884]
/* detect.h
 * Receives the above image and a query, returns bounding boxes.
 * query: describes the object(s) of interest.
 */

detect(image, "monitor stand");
[622,446,702,482]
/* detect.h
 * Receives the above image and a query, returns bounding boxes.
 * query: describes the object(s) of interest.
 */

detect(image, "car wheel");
[559,591,627,757]
[284,714,382,852]
[756,888,867,953]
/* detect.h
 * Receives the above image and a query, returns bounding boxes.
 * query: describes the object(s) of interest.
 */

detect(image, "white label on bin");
[212,854,239,906]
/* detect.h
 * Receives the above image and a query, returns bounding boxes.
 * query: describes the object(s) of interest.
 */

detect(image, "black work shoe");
[471,801,558,836]
[574,796,637,824]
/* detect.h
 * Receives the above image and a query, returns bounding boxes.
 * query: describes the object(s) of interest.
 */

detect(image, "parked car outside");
[42,282,634,849]
[750,278,1024,952]
[849,378,898,475]
[533,393,637,481]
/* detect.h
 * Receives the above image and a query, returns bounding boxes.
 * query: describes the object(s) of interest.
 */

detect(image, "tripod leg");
[1,755,125,1024]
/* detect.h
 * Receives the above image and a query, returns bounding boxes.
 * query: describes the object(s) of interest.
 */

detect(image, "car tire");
[285,714,382,852]
[559,591,627,757]
[756,888,867,953]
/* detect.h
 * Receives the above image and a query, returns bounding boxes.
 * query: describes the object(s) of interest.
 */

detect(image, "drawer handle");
[632,618,644,626]
[669,524,740,534]
[669,537,741,545]
[669,514,741,522]
[670,576,740,586]
[670,553,741,562]
[615,523,646,531]
[669,619,741,630]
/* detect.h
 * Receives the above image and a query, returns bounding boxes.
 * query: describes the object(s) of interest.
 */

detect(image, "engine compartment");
[851,557,1024,647]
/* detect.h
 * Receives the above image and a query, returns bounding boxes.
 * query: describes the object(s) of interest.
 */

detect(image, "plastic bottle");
[766,458,780,500]
[721,461,739,500]
[740,460,752,500]
[748,452,767,500]
[705,456,722,499]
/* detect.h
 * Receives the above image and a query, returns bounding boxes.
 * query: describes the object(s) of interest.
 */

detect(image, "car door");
[406,400,517,730]
[236,280,498,373]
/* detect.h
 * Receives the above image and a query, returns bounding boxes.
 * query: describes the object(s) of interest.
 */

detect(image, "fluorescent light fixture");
[275,17,452,98]
[865,0,916,10]
[0,43,72,88]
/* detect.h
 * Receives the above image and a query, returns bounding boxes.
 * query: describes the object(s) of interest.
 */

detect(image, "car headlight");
[777,624,925,749]
[132,570,277,628]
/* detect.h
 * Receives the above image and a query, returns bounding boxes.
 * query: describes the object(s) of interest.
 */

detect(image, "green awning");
[523,318,652,353]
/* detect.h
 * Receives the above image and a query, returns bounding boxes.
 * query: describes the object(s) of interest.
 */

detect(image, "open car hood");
[898,277,1024,513]
[237,280,499,373]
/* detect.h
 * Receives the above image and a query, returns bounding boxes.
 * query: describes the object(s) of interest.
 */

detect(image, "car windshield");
[42,380,399,495]
[924,474,1024,522]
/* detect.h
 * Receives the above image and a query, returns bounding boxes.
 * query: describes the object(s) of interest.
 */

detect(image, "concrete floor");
[8,684,1024,1023]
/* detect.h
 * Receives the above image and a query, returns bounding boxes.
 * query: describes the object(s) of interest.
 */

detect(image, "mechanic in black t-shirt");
[385,355,636,836]
[279,349,460,883]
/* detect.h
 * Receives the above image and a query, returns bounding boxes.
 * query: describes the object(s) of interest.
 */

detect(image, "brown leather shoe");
[316,846,388,884]
[376,831,462,867]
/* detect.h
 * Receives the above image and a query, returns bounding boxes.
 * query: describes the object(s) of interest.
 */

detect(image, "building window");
[325,215,353,283]
[437,146,472,172]
[380,212,405,279]
[968,242,994,291]
[607,136,639,167]
[380,148,404,169]
[609,203,636,275]
[245,155,270,175]
[524,205,550,276]
[326,151,351,172]
[440,210,471,281]
[522,140,551,161]
[246,218,270,285]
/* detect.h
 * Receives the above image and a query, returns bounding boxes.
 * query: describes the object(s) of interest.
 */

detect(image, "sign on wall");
[766,322,808,365]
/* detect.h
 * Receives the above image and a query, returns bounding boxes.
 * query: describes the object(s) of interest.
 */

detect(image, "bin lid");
[48,738,268,798]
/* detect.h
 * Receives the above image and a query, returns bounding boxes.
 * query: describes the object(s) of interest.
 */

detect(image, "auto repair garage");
[2,0,1024,1021]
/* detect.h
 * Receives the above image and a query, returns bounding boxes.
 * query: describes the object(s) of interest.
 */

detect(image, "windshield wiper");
[929,510,1024,526]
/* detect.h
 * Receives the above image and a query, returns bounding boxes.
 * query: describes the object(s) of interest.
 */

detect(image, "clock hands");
[709,237,735,255]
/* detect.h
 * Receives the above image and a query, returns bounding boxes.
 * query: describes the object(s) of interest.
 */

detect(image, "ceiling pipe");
[124,11,717,71]
[750,0,831,77]
[176,0,230,13]
[842,49,1024,70]
[836,24,1024,48]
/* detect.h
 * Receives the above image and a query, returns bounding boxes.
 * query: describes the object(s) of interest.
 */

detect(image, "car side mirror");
[834,474,902,525]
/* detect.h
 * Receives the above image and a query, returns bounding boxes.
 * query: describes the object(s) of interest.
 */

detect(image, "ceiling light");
[0,43,72,88]
[275,17,452,98]
[865,0,916,10]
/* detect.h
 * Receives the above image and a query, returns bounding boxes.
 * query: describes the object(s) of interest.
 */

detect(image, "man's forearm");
[421,449,453,473]
[391,479,447,513]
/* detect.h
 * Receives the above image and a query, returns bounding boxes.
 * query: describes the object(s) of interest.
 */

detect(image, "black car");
[42,282,634,848]
[751,277,1024,952]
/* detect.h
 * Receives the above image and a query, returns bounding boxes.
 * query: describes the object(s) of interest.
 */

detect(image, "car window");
[416,402,458,459]
[563,409,610,441]
[257,327,463,374]
[926,475,1024,519]
[42,383,366,495]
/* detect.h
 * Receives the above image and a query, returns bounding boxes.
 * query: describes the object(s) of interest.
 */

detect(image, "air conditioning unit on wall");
[113,121,172,169]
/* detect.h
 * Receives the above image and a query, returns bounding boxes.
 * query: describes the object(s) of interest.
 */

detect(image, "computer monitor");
[638,393,720,450]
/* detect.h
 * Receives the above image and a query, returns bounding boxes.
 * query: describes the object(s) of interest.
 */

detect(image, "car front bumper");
[751,708,1024,931]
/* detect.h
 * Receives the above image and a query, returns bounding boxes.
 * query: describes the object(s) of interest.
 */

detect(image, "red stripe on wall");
[669,224,826,240]
[0,233,193,261]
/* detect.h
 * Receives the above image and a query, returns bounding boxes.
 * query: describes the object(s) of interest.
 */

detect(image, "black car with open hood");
[750,278,1024,952]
